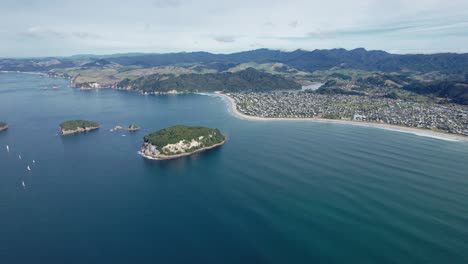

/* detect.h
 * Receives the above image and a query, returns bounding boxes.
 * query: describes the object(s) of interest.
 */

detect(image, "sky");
[1,0,468,57]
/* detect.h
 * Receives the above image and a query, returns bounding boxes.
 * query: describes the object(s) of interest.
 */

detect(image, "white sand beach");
[215,92,468,142]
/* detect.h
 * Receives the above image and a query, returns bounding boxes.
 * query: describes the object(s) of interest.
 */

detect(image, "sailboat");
[18,154,22,160]
[6,145,9,152]
[33,160,36,165]
[27,165,31,171]
[22,181,25,189]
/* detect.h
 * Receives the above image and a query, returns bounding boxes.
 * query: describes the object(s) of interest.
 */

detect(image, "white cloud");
[19,26,66,39]
[1,0,467,56]
[213,35,236,43]
[289,21,298,28]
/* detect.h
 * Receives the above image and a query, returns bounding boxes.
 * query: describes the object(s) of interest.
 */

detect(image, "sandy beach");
[215,92,468,142]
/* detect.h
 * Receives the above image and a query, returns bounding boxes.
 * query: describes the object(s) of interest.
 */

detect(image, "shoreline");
[60,126,100,136]
[4,72,465,142]
[139,140,226,160]
[216,92,468,142]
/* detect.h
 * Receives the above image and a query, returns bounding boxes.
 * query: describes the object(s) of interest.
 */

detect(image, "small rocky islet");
[139,125,226,160]
[112,123,140,132]
[59,120,100,135]
[0,122,8,132]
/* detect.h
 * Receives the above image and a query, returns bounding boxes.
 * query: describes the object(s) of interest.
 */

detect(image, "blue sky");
[1,0,467,57]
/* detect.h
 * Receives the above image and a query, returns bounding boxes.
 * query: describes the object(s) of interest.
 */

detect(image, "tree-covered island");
[0,122,8,132]
[139,125,226,160]
[59,120,100,135]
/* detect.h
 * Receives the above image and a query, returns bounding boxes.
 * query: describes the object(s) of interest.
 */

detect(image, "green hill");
[117,68,301,93]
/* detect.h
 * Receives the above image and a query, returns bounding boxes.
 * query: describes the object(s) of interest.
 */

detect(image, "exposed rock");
[0,124,8,132]
[60,126,99,135]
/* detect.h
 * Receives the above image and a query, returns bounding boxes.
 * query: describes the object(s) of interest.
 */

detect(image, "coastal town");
[227,92,468,136]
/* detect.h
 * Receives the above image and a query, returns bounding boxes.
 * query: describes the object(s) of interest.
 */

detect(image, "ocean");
[1,73,467,263]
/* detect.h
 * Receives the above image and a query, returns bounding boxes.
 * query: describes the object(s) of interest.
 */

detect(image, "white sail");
[22,181,25,188]
[18,154,22,159]
[6,145,9,152]
[27,166,31,171]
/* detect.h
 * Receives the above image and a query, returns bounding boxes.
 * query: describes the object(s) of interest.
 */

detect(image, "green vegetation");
[2,48,466,106]
[316,86,363,95]
[144,125,225,154]
[329,72,352,80]
[403,81,468,105]
[322,114,341,119]
[60,120,100,130]
[431,127,449,133]
[118,68,301,93]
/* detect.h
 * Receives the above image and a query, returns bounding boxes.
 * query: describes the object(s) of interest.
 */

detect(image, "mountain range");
[1,48,468,74]
[1,48,467,104]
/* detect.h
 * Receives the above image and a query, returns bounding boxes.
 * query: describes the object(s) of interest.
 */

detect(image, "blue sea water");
[0,73,467,264]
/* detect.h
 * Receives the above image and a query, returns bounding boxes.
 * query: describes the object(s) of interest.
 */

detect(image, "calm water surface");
[1,73,467,263]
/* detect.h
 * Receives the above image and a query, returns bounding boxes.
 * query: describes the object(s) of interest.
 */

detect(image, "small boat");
[33,160,36,164]
[22,181,25,189]
[27,166,31,171]
[18,154,22,160]
[6,145,9,152]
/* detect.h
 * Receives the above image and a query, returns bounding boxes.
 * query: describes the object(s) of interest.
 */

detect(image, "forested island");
[60,120,100,135]
[139,125,226,160]
[116,68,301,93]
[0,122,8,132]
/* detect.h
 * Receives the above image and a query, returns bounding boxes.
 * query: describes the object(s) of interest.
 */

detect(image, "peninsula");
[117,68,301,94]
[0,122,8,132]
[139,125,226,160]
[59,120,100,135]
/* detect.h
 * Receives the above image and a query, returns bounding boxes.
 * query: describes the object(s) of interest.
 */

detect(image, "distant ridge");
[1,48,467,73]
[92,48,468,73]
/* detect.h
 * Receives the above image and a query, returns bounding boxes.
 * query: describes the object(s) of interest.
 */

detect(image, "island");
[139,125,226,160]
[0,122,8,132]
[59,120,100,135]
[113,124,140,132]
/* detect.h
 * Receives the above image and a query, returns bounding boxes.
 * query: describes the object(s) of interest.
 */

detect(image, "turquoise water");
[1,73,467,264]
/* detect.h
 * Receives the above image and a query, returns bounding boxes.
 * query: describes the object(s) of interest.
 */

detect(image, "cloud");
[295,20,468,40]
[19,26,66,39]
[3,0,468,56]
[289,20,298,28]
[19,27,102,42]
[72,32,102,40]
[152,0,181,8]
[213,35,236,43]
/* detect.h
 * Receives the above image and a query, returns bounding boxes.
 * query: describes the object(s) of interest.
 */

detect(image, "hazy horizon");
[2,47,468,60]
